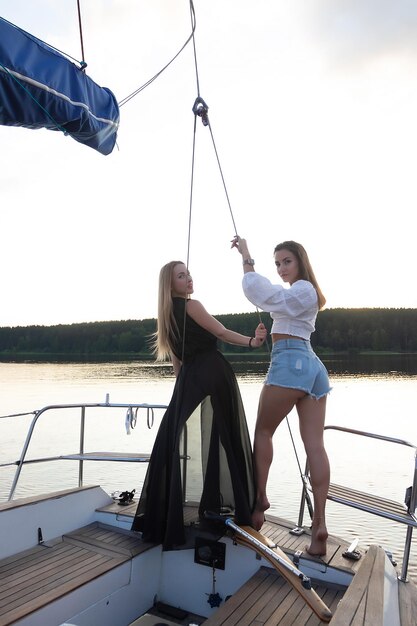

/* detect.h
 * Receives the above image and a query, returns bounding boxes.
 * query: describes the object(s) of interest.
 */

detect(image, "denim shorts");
[265,339,331,399]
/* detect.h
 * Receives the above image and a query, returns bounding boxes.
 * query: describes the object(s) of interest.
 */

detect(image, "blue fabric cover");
[0,16,119,155]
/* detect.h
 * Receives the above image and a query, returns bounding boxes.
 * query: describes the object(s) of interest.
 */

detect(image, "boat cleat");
[342,538,362,561]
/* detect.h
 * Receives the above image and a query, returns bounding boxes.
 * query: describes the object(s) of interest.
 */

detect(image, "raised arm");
[231,236,255,274]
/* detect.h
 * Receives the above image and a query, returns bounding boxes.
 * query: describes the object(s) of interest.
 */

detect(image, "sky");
[1,0,417,327]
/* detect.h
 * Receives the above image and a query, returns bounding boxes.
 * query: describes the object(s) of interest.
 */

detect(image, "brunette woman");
[232,238,331,555]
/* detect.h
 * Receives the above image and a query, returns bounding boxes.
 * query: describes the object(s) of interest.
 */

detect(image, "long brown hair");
[151,261,184,360]
[274,241,326,309]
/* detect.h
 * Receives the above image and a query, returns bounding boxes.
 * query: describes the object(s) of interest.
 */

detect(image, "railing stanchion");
[79,406,86,488]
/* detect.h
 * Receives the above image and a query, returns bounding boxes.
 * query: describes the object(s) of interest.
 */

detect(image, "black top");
[171,297,217,360]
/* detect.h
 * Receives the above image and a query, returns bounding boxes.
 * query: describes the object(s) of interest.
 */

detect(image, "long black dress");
[131,297,256,549]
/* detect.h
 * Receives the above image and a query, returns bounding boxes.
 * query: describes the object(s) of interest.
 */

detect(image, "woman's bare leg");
[252,385,305,530]
[297,395,329,555]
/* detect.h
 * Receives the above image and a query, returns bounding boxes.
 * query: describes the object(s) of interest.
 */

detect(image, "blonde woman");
[232,237,331,556]
[132,261,266,549]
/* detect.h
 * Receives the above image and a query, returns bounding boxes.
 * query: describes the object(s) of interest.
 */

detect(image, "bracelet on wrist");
[249,337,255,349]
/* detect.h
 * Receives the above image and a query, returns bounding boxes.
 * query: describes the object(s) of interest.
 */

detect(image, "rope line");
[189,0,201,98]
[76,0,87,70]
[205,118,239,238]
[0,411,36,420]
[118,2,197,107]
[188,1,266,331]
[195,96,267,333]
[181,110,199,363]
[286,417,314,519]
[183,3,309,514]
[180,1,207,360]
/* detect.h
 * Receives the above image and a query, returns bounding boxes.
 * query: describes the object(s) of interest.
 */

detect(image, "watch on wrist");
[243,258,255,266]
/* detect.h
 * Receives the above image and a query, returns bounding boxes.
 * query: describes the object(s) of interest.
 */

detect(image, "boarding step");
[60,451,151,462]
[0,522,150,625]
[327,483,417,527]
[129,602,205,625]
[330,545,386,625]
[203,566,344,626]
[330,545,398,626]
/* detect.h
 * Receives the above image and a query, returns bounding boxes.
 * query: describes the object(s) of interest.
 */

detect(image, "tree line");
[0,308,416,357]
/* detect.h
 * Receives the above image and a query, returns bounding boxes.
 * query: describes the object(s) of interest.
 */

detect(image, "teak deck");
[0,499,415,626]
[0,522,150,626]
[203,566,344,626]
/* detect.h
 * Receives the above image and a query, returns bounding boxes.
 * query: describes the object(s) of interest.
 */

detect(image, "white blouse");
[242,272,318,340]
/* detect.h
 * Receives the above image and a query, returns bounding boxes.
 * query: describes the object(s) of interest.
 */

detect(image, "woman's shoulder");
[292,279,315,292]
[185,298,204,312]
[291,280,318,307]
[185,299,211,324]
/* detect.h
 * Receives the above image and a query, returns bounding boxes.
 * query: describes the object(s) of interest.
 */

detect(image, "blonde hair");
[274,241,326,309]
[151,261,184,360]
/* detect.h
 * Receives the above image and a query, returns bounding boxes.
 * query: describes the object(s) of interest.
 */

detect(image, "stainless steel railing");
[294,425,417,581]
[0,398,168,501]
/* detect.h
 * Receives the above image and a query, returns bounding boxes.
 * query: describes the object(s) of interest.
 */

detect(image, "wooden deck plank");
[263,584,307,626]
[61,451,151,462]
[204,567,343,626]
[0,554,126,626]
[0,547,114,600]
[64,533,134,557]
[89,525,144,552]
[232,571,290,626]
[298,587,344,626]
[350,593,367,626]
[363,546,385,625]
[330,545,386,626]
[0,549,122,606]
[328,483,417,527]
[0,559,112,617]
[273,592,312,625]
[0,546,97,599]
[0,545,87,590]
[0,521,153,626]
[398,577,417,626]
[302,588,342,626]
[0,542,80,579]
[262,515,359,576]
[247,571,295,625]
[270,585,342,626]
[96,499,138,516]
[64,522,149,557]
[321,587,345,615]
[203,568,272,626]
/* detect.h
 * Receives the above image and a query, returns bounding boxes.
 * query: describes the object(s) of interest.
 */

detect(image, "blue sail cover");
[0,16,119,155]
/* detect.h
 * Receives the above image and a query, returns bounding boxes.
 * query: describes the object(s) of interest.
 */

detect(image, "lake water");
[0,355,416,582]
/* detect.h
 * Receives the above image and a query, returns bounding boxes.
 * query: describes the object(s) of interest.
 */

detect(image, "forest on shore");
[0,308,416,357]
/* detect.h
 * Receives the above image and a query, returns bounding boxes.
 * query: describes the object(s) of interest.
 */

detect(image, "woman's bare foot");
[306,519,328,556]
[252,497,270,531]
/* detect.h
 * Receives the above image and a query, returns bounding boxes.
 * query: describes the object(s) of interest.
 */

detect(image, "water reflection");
[321,353,417,376]
[2,352,416,377]
[228,353,417,377]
